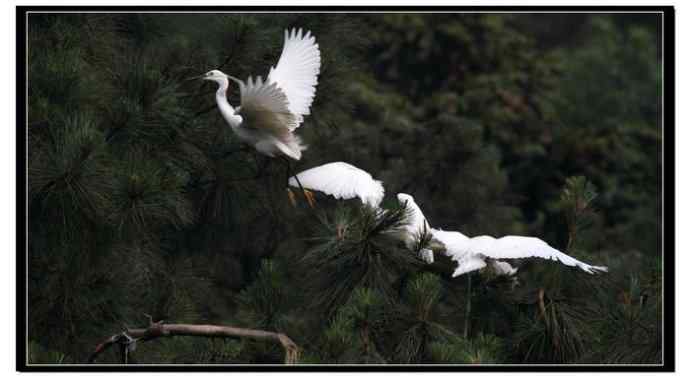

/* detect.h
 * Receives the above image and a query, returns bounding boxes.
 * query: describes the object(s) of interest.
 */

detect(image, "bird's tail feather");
[276,134,307,160]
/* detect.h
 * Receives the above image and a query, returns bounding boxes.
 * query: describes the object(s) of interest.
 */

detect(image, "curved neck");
[214,77,242,129]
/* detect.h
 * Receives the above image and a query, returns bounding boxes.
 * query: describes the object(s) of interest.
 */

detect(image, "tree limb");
[88,322,300,364]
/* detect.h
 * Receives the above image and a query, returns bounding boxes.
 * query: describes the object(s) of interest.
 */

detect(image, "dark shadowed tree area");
[27,13,662,364]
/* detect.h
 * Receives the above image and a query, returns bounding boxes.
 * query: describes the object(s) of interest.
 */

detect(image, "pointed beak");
[184,74,205,82]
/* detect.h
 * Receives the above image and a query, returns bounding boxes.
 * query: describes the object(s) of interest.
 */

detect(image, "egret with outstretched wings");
[392,195,607,276]
[201,28,320,161]
[430,227,608,277]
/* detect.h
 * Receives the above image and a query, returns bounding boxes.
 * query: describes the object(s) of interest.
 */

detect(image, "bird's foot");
[303,189,316,208]
[287,188,297,208]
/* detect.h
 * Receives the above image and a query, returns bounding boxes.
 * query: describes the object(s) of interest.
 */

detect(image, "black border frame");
[16,5,676,372]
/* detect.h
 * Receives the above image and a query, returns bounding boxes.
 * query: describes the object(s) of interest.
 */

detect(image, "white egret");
[201,28,320,160]
[200,28,321,205]
[287,162,385,208]
[393,194,607,276]
[285,163,607,275]
[285,163,433,263]
[430,228,608,277]
[395,193,435,264]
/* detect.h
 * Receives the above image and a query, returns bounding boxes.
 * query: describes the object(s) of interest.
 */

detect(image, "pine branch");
[88,320,300,364]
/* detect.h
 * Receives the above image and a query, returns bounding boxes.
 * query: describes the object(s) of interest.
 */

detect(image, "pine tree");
[27,13,662,365]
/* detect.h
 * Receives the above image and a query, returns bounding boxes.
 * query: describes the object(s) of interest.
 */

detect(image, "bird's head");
[201,69,228,83]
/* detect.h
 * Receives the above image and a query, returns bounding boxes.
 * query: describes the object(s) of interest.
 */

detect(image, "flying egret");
[430,227,608,277]
[287,162,385,208]
[200,28,321,204]
[393,194,607,276]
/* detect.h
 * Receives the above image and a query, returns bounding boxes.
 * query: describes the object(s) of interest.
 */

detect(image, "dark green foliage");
[300,203,421,316]
[27,13,662,364]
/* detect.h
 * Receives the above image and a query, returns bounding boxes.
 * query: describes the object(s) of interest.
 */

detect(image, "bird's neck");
[215,77,243,129]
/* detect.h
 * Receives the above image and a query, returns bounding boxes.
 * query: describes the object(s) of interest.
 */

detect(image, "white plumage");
[396,193,434,264]
[288,162,385,208]
[491,261,519,277]
[391,195,608,277]
[202,28,321,160]
[431,228,608,277]
[268,28,321,124]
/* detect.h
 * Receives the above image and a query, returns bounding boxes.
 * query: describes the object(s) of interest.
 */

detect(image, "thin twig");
[463,274,472,339]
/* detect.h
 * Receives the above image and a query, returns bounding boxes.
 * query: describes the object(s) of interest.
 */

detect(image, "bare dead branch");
[88,322,299,364]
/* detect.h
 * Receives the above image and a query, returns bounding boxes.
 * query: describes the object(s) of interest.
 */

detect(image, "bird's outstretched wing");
[268,28,321,130]
[429,229,480,276]
[431,228,608,276]
[233,75,299,137]
[467,235,608,274]
[288,162,384,207]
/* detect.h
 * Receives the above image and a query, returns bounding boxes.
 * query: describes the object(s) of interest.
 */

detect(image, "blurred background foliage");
[27,12,662,364]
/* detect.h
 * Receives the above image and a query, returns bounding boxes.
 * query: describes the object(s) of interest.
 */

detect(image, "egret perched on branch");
[199,28,321,205]
[396,193,435,264]
[286,162,434,263]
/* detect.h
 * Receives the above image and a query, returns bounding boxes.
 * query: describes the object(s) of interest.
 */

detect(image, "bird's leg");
[463,274,472,339]
[282,157,297,207]
[282,157,315,208]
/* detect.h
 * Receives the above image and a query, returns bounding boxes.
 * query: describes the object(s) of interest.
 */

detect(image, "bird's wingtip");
[585,265,609,274]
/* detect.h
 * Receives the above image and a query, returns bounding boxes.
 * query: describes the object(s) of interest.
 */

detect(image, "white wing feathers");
[268,28,321,129]
[397,194,431,239]
[464,235,608,274]
[431,228,609,277]
[429,229,473,275]
[232,28,320,137]
[235,76,299,134]
[288,162,384,208]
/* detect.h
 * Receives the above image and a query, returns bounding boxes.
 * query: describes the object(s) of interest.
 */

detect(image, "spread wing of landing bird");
[395,194,607,276]
[431,228,608,277]
[287,162,385,208]
[201,28,321,161]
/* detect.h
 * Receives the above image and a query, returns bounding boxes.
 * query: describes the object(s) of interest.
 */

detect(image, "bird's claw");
[287,188,297,207]
[304,189,316,208]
